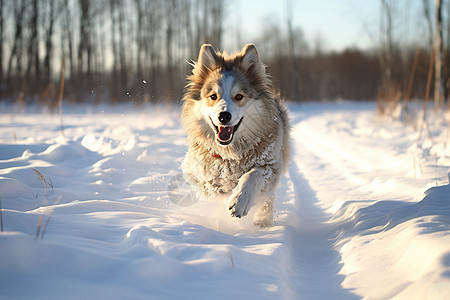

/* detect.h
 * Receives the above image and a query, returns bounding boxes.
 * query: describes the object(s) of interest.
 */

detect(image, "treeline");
[1,0,223,106]
[0,0,448,105]
[267,47,434,102]
[259,0,448,105]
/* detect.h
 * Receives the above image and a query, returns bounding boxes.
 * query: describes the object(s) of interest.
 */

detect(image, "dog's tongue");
[218,126,233,142]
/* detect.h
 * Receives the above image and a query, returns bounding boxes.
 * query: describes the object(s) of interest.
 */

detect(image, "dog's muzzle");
[209,116,243,146]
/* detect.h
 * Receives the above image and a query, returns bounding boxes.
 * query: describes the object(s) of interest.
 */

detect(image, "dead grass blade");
[48,177,54,192]
[228,249,235,268]
[32,168,48,198]
[40,195,62,240]
[35,215,43,240]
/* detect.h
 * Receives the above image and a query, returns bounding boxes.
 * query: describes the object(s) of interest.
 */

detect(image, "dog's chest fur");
[186,136,283,197]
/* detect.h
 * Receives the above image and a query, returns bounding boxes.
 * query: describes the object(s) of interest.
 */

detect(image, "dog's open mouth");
[210,117,243,145]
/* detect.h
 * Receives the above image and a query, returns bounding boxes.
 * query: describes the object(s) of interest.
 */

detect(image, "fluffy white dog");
[181,44,290,227]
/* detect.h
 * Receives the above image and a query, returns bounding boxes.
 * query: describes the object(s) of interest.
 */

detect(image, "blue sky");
[222,0,426,52]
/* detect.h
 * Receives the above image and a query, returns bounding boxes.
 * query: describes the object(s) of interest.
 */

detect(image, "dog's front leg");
[228,168,263,218]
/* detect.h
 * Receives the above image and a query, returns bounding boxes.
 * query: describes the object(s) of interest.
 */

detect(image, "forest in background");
[0,0,449,109]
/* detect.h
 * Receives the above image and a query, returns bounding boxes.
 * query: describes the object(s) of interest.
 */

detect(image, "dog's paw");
[228,189,252,218]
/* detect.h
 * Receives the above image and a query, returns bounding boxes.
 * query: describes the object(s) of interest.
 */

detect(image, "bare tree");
[423,0,434,49]
[380,0,394,94]
[25,0,39,80]
[376,0,399,114]
[0,0,5,83]
[447,1,450,100]
[117,0,127,86]
[7,0,26,83]
[148,0,163,100]
[134,0,144,80]
[434,0,444,107]
[0,0,230,103]
[43,0,56,81]
[62,0,75,78]
[164,0,176,102]
[210,0,223,47]
[78,0,91,77]
[286,0,301,100]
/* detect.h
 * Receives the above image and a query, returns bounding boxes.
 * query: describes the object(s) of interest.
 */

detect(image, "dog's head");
[184,44,274,148]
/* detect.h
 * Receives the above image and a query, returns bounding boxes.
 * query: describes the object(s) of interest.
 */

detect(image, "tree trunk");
[0,0,4,83]
[78,0,90,76]
[378,0,394,114]
[7,0,25,83]
[434,0,444,107]
[44,0,55,81]
[286,0,300,101]
[63,0,75,79]
[117,1,127,87]
[135,0,143,80]
[26,0,39,79]
[380,0,393,93]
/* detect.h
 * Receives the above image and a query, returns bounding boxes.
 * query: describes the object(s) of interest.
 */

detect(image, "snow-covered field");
[1,101,449,299]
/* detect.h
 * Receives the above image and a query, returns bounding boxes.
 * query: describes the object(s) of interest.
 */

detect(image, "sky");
[222,0,425,53]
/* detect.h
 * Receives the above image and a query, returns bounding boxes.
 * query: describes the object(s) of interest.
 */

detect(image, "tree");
[434,0,444,107]
[286,0,301,100]
[26,0,39,80]
[380,0,394,94]
[78,0,91,77]
[0,0,4,83]
[62,0,75,79]
[43,0,56,81]
[7,0,26,83]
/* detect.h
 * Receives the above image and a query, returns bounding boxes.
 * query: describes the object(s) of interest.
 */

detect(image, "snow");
[1,101,450,299]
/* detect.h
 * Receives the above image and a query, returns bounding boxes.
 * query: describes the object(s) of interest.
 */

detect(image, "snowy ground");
[0,101,449,299]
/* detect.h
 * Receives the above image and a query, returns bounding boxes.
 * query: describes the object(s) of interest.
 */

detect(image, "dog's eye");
[210,94,218,100]
[235,94,244,101]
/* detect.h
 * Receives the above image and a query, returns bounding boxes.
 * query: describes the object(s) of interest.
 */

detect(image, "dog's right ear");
[194,44,218,74]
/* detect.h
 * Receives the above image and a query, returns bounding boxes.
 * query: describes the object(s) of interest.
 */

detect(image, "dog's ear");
[241,44,263,73]
[195,44,218,74]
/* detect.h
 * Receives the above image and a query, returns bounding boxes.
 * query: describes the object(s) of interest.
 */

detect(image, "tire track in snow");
[282,106,423,298]
[282,105,450,299]
[279,109,367,298]
[280,155,358,299]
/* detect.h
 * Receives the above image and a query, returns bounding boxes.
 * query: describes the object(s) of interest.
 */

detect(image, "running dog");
[181,44,290,227]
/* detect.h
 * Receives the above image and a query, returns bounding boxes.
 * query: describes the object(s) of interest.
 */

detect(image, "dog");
[181,44,290,227]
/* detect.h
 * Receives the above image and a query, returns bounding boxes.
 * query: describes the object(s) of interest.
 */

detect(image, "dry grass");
[35,215,44,240]
[32,168,48,199]
[376,84,402,118]
[417,49,435,145]
[40,195,62,240]
[228,249,235,268]
[32,168,60,240]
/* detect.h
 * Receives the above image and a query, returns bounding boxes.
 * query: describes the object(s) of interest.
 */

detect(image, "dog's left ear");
[241,44,263,73]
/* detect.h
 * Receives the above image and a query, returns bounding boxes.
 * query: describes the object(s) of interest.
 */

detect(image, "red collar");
[208,147,221,158]
[194,142,222,158]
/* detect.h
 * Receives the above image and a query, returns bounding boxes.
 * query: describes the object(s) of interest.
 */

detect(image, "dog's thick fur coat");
[181,44,290,227]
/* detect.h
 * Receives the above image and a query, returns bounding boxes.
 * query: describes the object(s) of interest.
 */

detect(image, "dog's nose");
[218,112,232,124]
